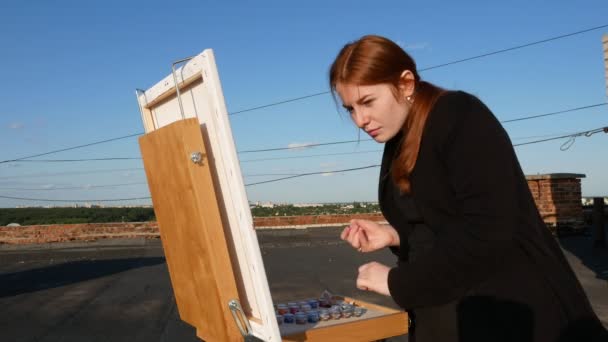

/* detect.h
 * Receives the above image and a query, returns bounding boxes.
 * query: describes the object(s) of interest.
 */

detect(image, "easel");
[135,50,408,341]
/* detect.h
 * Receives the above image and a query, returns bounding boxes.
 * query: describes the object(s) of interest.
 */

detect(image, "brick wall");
[0,222,160,245]
[253,213,385,228]
[0,214,386,245]
[1,174,586,244]
[526,173,585,234]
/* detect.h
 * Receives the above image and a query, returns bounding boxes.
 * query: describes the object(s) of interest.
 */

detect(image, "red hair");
[329,35,445,193]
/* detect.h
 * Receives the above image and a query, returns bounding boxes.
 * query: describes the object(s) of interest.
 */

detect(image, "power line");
[3,126,606,201]
[5,99,604,164]
[0,168,145,180]
[3,23,606,165]
[2,101,606,169]
[229,91,329,116]
[248,126,608,187]
[501,103,607,123]
[240,149,382,163]
[420,24,608,71]
[0,194,151,202]
[0,182,148,191]
[12,157,142,163]
[244,164,380,186]
[238,139,374,154]
[513,126,608,148]
[0,165,380,201]
[0,133,142,164]
[510,132,585,141]
[0,173,317,190]
[228,23,608,115]
[5,125,604,182]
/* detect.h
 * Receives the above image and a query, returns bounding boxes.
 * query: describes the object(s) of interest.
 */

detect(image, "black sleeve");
[389,229,409,262]
[387,93,520,309]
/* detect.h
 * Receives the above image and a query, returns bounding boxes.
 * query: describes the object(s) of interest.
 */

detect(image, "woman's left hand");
[356,261,391,296]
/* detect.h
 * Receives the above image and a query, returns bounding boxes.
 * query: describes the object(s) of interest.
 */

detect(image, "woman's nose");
[354,109,370,128]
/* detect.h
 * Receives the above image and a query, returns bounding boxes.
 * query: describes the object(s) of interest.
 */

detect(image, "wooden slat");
[282,313,407,342]
[144,74,202,110]
[139,118,242,341]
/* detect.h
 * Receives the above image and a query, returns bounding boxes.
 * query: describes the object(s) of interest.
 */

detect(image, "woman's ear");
[399,70,416,98]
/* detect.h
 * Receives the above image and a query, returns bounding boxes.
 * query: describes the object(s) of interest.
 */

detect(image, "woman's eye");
[363,99,374,106]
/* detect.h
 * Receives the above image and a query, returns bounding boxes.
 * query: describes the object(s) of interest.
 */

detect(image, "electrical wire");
[240,149,382,163]
[0,165,380,202]
[2,123,606,182]
[228,23,608,115]
[4,99,605,164]
[3,23,607,164]
[501,103,607,123]
[244,164,380,186]
[3,126,606,201]
[12,158,142,163]
[0,182,148,191]
[419,24,608,71]
[0,133,142,164]
[0,194,151,202]
[513,126,607,147]
[0,168,145,180]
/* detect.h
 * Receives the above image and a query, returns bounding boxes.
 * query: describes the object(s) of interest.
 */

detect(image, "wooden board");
[139,118,242,341]
[281,297,408,342]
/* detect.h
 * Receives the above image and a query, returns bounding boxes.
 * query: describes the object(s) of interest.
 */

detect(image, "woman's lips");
[367,128,380,137]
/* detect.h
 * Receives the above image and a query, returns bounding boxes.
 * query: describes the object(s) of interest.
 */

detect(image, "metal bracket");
[228,299,259,341]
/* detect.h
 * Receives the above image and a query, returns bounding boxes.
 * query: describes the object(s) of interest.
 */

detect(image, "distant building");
[582,197,608,206]
[293,203,324,208]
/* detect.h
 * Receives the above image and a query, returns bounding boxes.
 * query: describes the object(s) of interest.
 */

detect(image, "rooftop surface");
[0,227,606,341]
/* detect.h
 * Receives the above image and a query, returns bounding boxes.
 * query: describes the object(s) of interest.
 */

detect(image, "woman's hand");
[357,261,391,296]
[340,219,399,253]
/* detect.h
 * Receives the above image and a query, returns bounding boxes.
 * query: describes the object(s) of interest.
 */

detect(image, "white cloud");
[287,142,314,151]
[42,184,55,189]
[321,172,335,177]
[9,122,24,130]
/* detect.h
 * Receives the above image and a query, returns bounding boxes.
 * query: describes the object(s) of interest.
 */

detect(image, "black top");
[379,132,435,264]
[378,91,606,341]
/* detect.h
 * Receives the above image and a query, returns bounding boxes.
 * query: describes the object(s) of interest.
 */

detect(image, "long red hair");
[329,35,445,193]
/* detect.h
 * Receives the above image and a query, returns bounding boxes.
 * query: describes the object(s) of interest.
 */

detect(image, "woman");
[331,35,606,342]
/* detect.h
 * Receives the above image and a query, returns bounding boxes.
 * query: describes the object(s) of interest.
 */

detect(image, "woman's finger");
[347,226,360,247]
[340,226,350,240]
[353,230,362,249]
[356,266,370,291]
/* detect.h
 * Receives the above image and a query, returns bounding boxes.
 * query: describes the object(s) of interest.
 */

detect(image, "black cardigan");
[383,91,605,340]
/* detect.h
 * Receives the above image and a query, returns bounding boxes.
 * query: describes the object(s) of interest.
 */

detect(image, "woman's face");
[336,82,410,143]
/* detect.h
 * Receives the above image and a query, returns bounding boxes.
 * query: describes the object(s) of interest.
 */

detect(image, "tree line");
[0,207,156,226]
[1,203,382,226]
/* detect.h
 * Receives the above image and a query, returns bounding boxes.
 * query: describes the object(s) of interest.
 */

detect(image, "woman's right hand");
[340,219,399,253]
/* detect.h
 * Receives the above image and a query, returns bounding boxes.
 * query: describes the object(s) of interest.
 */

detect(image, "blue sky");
[1,0,607,207]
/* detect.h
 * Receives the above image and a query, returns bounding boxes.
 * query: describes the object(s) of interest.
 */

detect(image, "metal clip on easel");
[228,299,259,341]
[171,56,196,120]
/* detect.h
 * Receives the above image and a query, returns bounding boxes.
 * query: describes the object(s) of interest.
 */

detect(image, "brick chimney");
[526,173,585,234]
